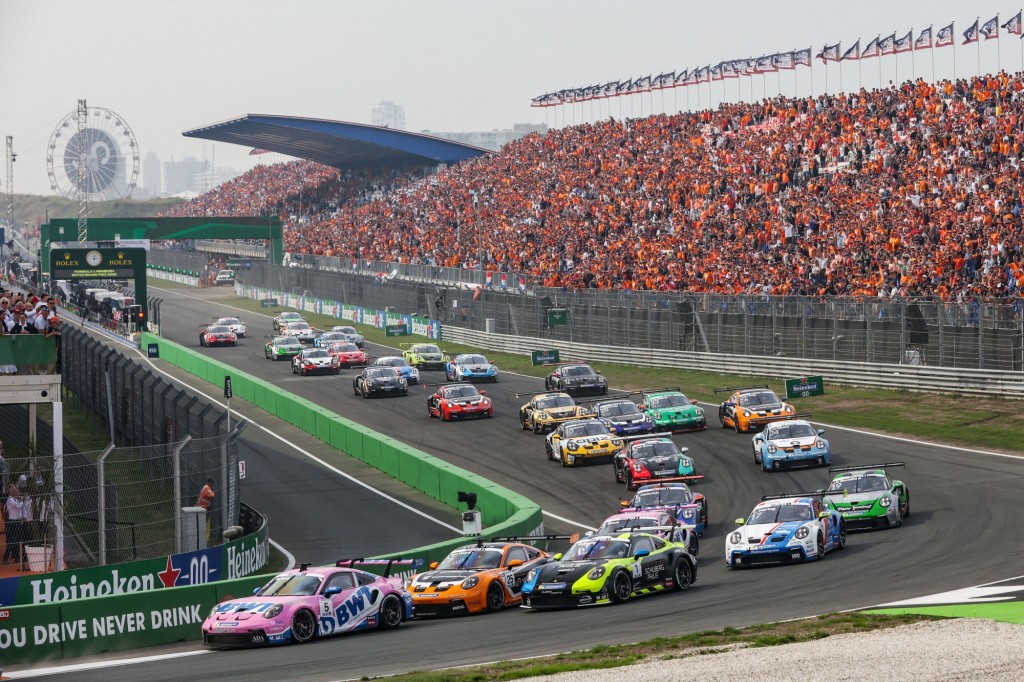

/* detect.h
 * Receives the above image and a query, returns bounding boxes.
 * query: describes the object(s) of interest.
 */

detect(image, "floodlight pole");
[76,99,89,243]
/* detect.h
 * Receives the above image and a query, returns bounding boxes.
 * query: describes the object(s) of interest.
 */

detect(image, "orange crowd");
[168,72,1024,303]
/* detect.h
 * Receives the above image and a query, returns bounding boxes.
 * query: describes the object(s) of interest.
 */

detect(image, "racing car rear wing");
[334,558,424,577]
[828,462,906,473]
[573,391,634,406]
[760,491,846,501]
[482,534,580,548]
[713,384,769,394]
[619,432,678,442]
[514,389,572,399]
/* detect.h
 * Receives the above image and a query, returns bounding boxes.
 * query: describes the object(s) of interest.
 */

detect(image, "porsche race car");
[292,347,340,375]
[725,493,846,568]
[520,531,696,609]
[331,325,365,348]
[214,316,247,338]
[639,388,706,432]
[824,463,909,530]
[427,383,493,420]
[544,363,608,397]
[752,418,831,470]
[445,353,498,383]
[402,343,449,371]
[353,366,409,398]
[590,398,656,437]
[265,335,304,360]
[374,356,419,384]
[591,510,700,556]
[326,341,369,368]
[716,385,796,433]
[272,311,306,332]
[202,560,415,647]
[282,320,318,343]
[314,331,349,348]
[613,436,702,490]
[199,324,237,347]
[622,483,707,536]
[518,391,591,434]
[544,418,625,467]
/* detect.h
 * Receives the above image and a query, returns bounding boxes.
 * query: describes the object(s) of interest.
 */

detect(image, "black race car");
[353,366,409,398]
[544,363,608,397]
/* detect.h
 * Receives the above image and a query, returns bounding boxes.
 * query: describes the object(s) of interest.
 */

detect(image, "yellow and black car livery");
[544,418,625,466]
[401,343,449,371]
[518,391,592,434]
[520,531,696,608]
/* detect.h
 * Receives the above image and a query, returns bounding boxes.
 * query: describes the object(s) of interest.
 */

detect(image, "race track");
[37,285,1024,682]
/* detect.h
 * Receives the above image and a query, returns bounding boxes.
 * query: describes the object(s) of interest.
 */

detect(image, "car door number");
[632,562,643,579]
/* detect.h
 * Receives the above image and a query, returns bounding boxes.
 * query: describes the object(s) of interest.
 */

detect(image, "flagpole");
[977,18,981,77]
[840,57,843,93]
[911,30,916,81]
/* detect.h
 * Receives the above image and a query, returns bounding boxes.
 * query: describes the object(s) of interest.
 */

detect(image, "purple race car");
[202,559,418,648]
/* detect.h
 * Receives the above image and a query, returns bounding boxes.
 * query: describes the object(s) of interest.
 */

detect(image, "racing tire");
[700,501,708,533]
[816,532,826,560]
[428,403,434,418]
[902,493,910,518]
[353,384,360,396]
[687,534,699,557]
[545,441,555,461]
[625,471,634,490]
[401,388,409,396]
[609,570,632,604]
[485,582,505,612]
[442,409,451,422]
[613,461,622,483]
[199,338,205,347]
[378,594,403,630]
[290,609,317,644]
[719,408,727,428]
[672,558,694,591]
[837,519,847,549]
[232,341,238,346]
[361,388,368,399]
[734,419,742,434]
[560,451,570,467]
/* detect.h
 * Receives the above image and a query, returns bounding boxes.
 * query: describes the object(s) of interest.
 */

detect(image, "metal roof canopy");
[182,114,489,169]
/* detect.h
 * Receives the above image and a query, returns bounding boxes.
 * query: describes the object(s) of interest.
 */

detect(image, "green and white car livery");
[639,388,707,433]
[265,335,304,360]
[825,462,909,530]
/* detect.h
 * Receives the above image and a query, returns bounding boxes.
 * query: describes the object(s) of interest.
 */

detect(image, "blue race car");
[590,398,656,437]
[444,353,498,383]
[622,482,707,536]
[725,493,846,568]
[751,419,831,471]
[373,356,420,384]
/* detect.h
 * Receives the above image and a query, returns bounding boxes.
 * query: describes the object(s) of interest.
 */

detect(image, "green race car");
[272,311,306,332]
[639,388,707,433]
[265,335,304,361]
[824,462,909,530]
[401,343,449,371]
[520,531,696,608]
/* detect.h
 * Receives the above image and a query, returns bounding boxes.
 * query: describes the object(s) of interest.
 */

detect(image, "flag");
[674,69,689,86]
[793,47,812,66]
[485,271,492,287]
[1003,11,1022,35]
[980,15,999,40]
[879,33,896,55]
[936,22,954,47]
[740,58,757,75]
[817,43,841,62]
[862,36,881,58]
[773,51,795,69]
[841,39,861,60]
[684,69,699,85]
[633,75,652,92]
[616,79,633,94]
[500,273,507,290]
[894,31,912,53]
[754,55,775,73]
[248,148,271,155]
[915,26,933,49]
[697,66,711,83]
[721,61,738,79]
[601,81,619,98]
[710,63,723,81]
[518,275,526,293]
[963,19,979,44]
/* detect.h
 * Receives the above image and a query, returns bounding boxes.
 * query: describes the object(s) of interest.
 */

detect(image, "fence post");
[96,443,115,565]
[172,435,191,555]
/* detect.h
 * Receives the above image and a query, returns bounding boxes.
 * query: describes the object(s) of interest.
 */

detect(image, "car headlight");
[598,377,607,384]
[767,444,777,453]
[566,440,580,449]
[695,407,704,416]
[652,411,662,419]
[611,438,622,446]
[536,411,548,420]
[785,405,794,413]
[682,509,694,518]
[880,496,891,507]
[399,378,407,385]
[461,576,479,589]
[526,569,537,582]
[680,458,692,468]
[632,462,643,472]
[729,531,742,544]
[815,440,826,449]
[795,526,809,539]
[264,604,283,619]
[587,566,606,580]
[209,605,221,618]
[743,410,751,417]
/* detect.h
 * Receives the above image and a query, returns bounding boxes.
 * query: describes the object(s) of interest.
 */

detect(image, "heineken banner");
[785,375,825,398]
[532,350,560,366]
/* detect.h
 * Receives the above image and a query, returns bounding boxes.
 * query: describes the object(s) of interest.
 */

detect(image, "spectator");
[197,478,215,543]
[3,484,25,567]
[45,315,62,373]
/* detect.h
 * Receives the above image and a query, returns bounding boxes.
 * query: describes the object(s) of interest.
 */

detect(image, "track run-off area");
[19,284,1024,682]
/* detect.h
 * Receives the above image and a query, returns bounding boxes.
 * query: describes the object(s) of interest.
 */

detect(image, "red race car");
[327,341,369,368]
[427,384,494,421]
[199,324,237,347]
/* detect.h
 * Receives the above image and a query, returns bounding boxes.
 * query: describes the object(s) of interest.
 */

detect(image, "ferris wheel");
[46,105,139,200]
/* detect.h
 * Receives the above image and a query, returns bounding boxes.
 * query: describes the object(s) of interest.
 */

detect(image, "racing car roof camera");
[457,491,477,510]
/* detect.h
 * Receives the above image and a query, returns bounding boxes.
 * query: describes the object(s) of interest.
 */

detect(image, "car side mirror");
[252,587,260,595]
[584,530,594,537]
[735,518,745,525]
[754,436,764,443]
[634,549,650,560]
[679,447,689,454]
[479,390,487,395]
[596,370,603,374]
[506,559,523,568]
[817,429,825,436]
[818,511,830,519]
[690,399,698,405]
[619,500,629,508]
[553,553,563,561]
[323,586,343,597]
[428,561,439,570]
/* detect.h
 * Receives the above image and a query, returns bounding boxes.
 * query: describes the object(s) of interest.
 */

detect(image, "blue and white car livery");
[590,398,656,437]
[374,356,420,384]
[445,353,498,383]
[752,418,831,471]
[725,493,846,568]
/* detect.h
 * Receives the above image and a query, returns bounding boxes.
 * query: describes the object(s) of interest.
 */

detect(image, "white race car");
[725,493,846,568]
[283,320,318,343]
[331,325,365,348]
[214,316,247,338]
[751,419,831,471]
[291,348,340,376]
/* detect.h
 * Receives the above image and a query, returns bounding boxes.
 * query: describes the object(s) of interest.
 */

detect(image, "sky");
[0,0,1019,197]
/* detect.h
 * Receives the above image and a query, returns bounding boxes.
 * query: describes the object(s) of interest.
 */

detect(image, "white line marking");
[270,537,296,570]
[3,650,211,679]
[542,510,597,531]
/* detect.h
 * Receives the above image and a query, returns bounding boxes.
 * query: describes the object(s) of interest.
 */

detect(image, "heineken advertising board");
[531,350,560,366]
[385,323,410,336]
[785,375,825,398]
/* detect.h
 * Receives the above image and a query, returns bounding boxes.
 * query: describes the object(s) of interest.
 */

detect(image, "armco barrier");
[139,333,544,566]
[0,574,266,665]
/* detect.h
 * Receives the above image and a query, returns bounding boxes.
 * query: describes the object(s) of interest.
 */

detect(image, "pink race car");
[327,341,370,368]
[592,509,700,557]
[202,559,418,648]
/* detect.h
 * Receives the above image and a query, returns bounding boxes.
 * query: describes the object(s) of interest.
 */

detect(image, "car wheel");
[232,341,238,346]
[816,532,826,560]
[291,609,317,644]
[361,387,368,399]
[613,461,622,483]
[837,519,847,549]
[378,594,403,630]
[402,388,409,396]
[902,493,910,517]
[560,451,570,467]
[672,558,693,591]
[428,403,435,418]
[734,419,742,433]
[688,534,700,556]
[199,338,205,347]
[520,413,530,430]
[625,471,634,490]
[533,420,543,435]
[719,408,726,427]
[753,449,761,465]
[609,570,632,604]
[700,501,708,532]
[353,384,360,396]
[485,582,505,612]
[545,441,555,461]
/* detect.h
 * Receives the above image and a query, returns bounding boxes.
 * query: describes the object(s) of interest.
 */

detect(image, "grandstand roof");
[182,114,490,169]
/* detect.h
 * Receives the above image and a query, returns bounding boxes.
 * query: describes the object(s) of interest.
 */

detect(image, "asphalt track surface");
[31,286,1024,682]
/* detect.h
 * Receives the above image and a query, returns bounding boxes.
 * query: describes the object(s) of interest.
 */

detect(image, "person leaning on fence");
[197,478,215,542]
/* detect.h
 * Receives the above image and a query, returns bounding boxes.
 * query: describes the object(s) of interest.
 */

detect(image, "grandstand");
[167,74,1024,305]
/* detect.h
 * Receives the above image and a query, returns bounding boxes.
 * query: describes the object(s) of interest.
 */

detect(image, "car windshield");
[333,326,357,334]
[629,441,679,459]
[537,395,575,409]
[597,402,642,418]
[330,342,360,352]
[442,385,480,399]
[631,486,693,507]
[738,391,781,407]
[281,313,302,321]
[365,368,393,379]
[377,357,408,367]
[415,345,441,354]
[766,423,817,439]
[562,365,596,377]
[829,474,889,493]
[257,573,323,597]
[459,355,488,364]
[598,517,659,534]
[320,333,343,341]
[436,549,502,570]
[287,322,311,331]
[304,349,330,359]
[649,394,690,408]
[276,337,300,346]
[748,503,813,524]
[564,539,630,560]
[207,326,230,333]
[562,421,610,438]
[217,318,240,325]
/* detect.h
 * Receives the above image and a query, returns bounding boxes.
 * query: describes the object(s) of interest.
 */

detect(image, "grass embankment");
[373,613,940,681]
[216,294,1024,455]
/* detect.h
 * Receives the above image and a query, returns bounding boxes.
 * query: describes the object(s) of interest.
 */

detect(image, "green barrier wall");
[140,332,544,567]
[0,575,267,665]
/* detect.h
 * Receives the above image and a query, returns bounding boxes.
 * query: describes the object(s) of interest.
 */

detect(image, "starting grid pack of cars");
[197,312,911,649]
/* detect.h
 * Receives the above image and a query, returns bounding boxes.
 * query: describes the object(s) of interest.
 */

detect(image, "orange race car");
[715,384,796,433]
[406,538,567,616]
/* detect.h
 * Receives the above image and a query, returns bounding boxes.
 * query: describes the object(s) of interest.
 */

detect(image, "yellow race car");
[517,391,592,434]
[401,343,449,371]
[715,384,796,433]
[544,418,625,466]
